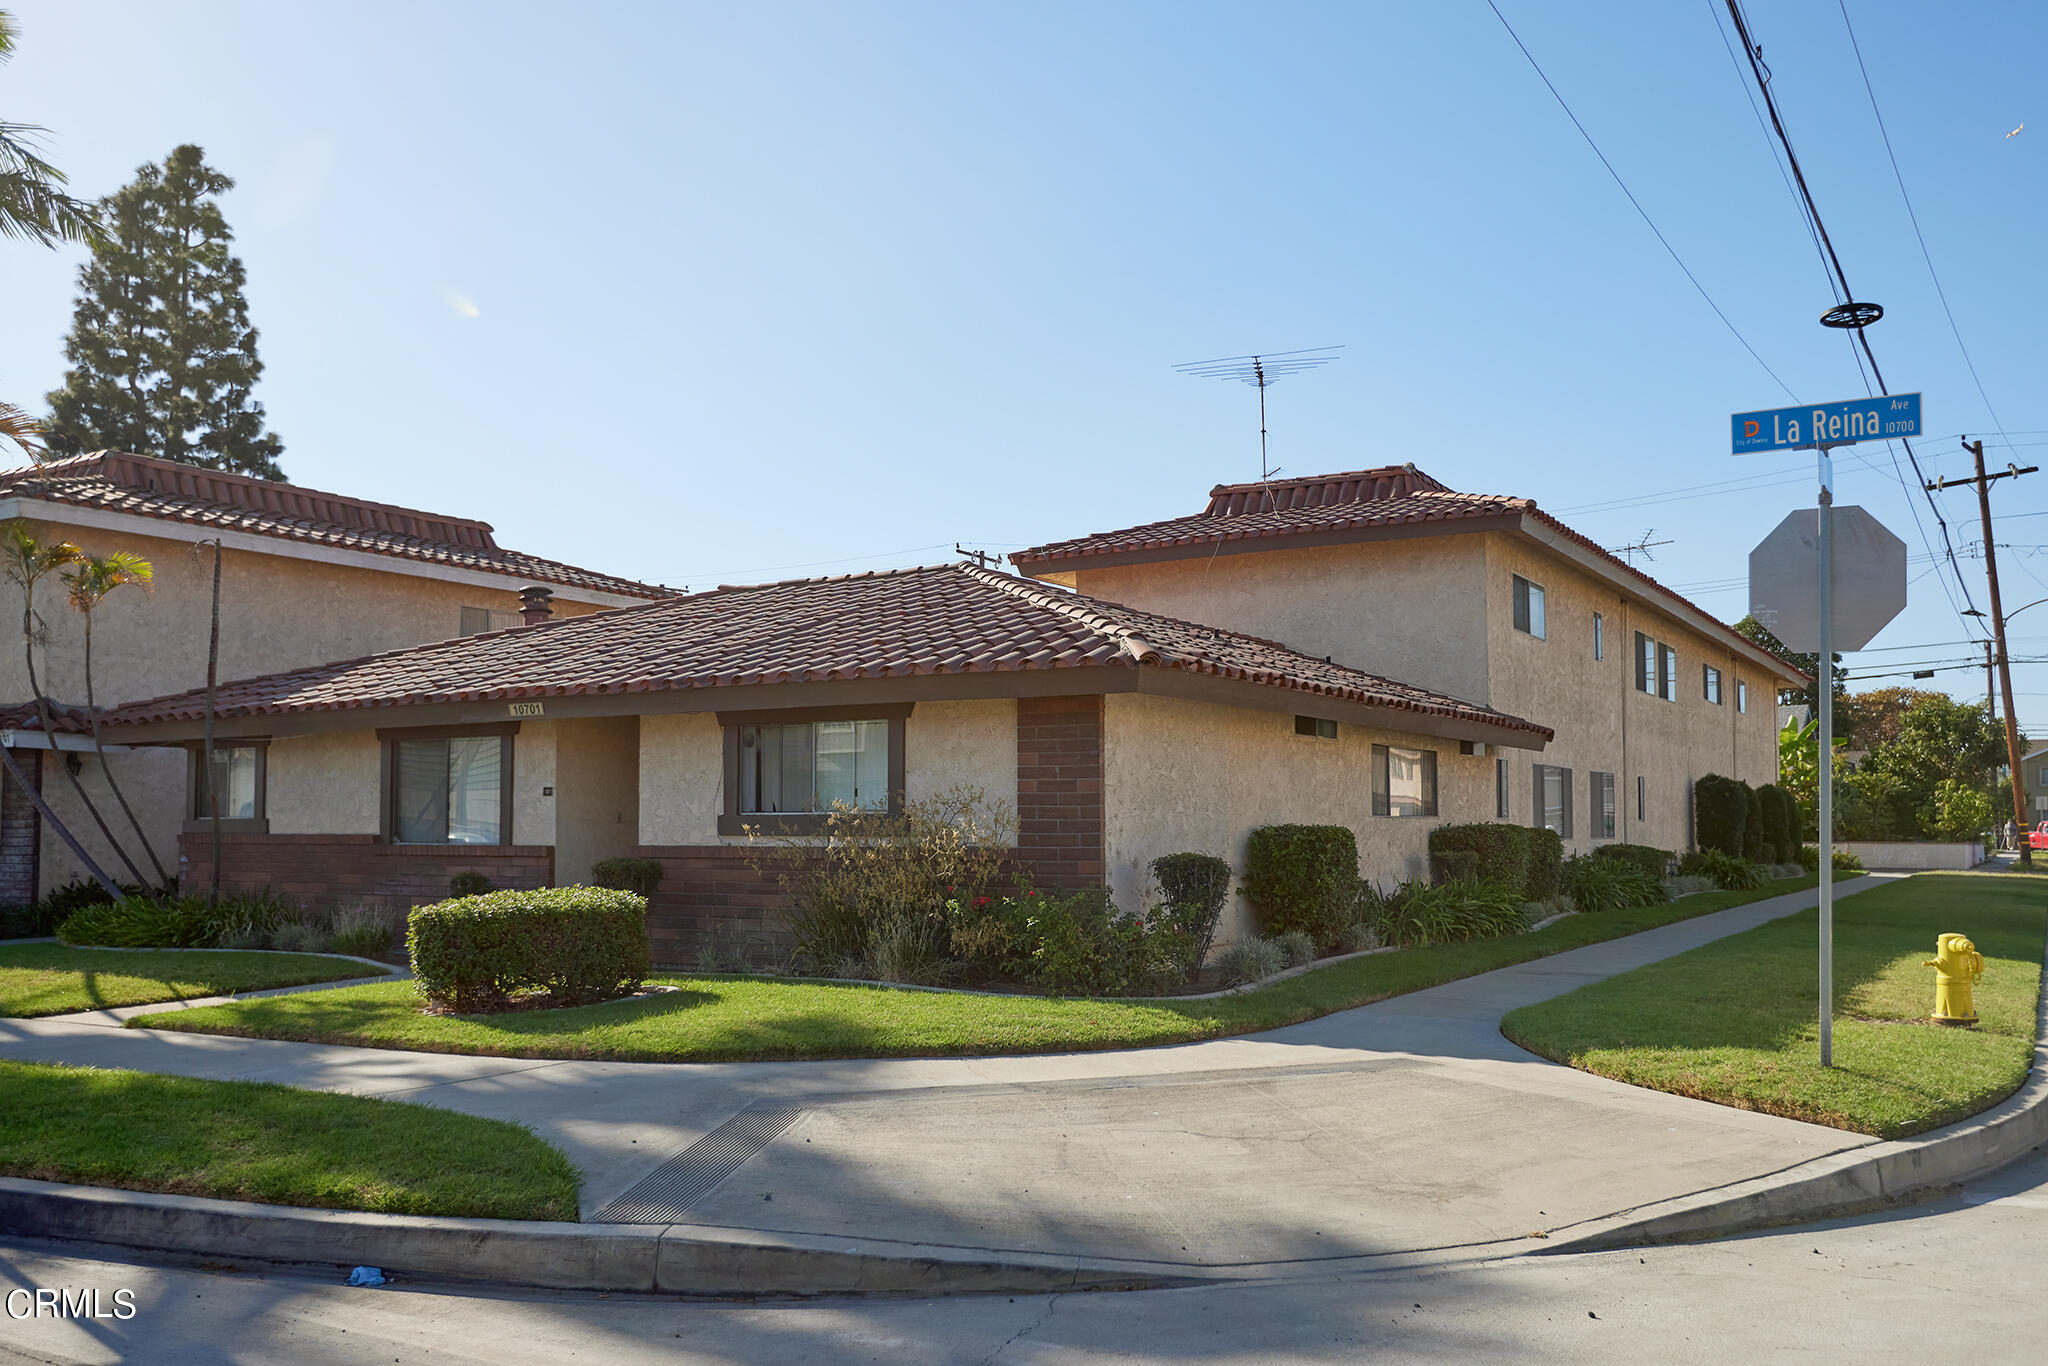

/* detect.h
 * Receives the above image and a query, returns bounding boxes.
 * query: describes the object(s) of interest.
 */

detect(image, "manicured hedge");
[1242,825,1356,950]
[1694,775,1750,857]
[1743,785,1768,862]
[592,857,664,898]
[408,887,650,1013]
[1428,824,1532,897]
[1591,842,1674,880]
[1151,851,1233,971]
[1754,785,1792,864]
[1524,827,1565,900]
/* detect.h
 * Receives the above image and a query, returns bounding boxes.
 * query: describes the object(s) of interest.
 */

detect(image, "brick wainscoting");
[177,833,553,910]
[633,845,796,968]
[1015,693,1105,888]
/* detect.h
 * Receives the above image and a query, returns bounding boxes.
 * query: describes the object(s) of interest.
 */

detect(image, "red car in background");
[2030,823,2048,851]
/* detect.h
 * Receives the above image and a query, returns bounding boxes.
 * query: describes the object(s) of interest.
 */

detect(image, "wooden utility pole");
[1930,443,2038,865]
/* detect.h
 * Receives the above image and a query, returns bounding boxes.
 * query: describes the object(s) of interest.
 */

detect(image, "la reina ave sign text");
[1730,393,1921,455]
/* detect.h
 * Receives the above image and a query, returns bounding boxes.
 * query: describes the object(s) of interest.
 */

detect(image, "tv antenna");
[1173,345,1343,481]
[1607,529,1674,564]
[955,543,1000,569]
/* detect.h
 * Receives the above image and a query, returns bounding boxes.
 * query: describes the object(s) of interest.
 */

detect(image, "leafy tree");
[64,551,167,884]
[1735,614,1848,735]
[1920,778,1994,844]
[0,11,104,248]
[44,144,285,479]
[1844,687,1946,752]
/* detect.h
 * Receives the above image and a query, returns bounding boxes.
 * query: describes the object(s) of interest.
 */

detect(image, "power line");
[1837,0,2014,447]
[1723,0,1981,633]
[1485,0,1797,401]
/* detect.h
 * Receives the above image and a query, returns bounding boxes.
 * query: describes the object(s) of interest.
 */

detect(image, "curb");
[1540,924,2048,1253]
[0,1179,1185,1297]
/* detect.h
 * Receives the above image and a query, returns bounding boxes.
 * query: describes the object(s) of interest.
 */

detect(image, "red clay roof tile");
[97,562,1551,741]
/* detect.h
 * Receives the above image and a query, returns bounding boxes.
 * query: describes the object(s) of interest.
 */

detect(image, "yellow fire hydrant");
[1925,933,1984,1027]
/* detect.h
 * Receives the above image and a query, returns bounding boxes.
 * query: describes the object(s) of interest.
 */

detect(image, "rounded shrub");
[1271,929,1317,969]
[1523,828,1565,900]
[1242,824,1357,950]
[1150,851,1233,971]
[408,886,651,1013]
[1215,936,1285,988]
[1694,775,1749,857]
[1426,824,1533,897]
[592,857,663,898]
[1743,784,1768,862]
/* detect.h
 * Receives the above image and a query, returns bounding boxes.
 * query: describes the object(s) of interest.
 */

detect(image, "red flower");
[975,897,991,907]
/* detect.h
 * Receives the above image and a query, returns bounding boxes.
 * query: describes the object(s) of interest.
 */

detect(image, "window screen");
[1372,744,1438,818]
[1513,576,1546,639]
[1636,632,1654,694]
[1593,612,1604,660]
[1534,764,1573,838]
[1737,680,1749,713]
[1703,666,1722,705]
[1294,715,1337,739]
[1658,645,1678,702]
[197,745,260,820]
[1591,771,1616,839]
[1496,756,1510,819]
[394,736,503,844]
[740,720,889,814]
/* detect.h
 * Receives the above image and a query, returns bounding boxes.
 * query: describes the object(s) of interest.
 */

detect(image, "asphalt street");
[2,1140,2044,1364]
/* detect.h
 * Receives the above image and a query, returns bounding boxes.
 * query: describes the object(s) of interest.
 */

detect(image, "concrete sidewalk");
[0,876,1890,1272]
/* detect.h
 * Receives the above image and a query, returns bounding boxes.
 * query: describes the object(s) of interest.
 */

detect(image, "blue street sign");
[1731,392,1921,455]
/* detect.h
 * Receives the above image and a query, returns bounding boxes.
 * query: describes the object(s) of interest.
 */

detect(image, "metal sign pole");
[1816,445,1835,1069]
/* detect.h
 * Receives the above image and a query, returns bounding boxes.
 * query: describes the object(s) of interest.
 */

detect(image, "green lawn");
[1501,874,2046,1139]
[137,876,1821,1063]
[0,944,389,1018]
[0,1060,579,1220]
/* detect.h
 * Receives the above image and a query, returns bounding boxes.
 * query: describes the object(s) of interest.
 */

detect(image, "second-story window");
[1737,680,1749,713]
[1658,644,1678,702]
[1513,575,1546,639]
[1593,612,1604,660]
[1703,665,1723,705]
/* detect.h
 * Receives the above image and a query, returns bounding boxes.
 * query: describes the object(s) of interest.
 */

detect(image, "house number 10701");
[508,702,545,718]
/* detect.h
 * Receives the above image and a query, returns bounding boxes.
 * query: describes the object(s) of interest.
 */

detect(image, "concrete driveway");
[0,877,1887,1272]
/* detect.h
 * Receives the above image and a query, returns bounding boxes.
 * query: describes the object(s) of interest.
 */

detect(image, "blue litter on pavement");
[346,1266,386,1287]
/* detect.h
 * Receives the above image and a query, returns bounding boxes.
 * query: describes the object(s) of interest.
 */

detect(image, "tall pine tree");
[44,145,285,480]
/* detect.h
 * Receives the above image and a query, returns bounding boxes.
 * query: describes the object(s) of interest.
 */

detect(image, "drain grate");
[593,1104,807,1224]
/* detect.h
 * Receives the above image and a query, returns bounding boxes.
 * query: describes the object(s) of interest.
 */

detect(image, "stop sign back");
[1748,507,1908,653]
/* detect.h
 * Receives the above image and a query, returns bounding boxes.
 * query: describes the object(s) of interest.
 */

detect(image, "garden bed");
[134,876,1819,1063]
[0,1060,579,1219]
[0,943,390,1018]
[1501,873,2046,1139]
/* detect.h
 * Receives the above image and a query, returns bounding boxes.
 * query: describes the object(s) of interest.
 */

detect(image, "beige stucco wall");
[1103,692,1495,943]
[268,732,381,834]
[33,747,184,894]
[1069,537,1493,704]
[637,700,1019,847]
[552,716,640,885]
[1,514,627,896]
[1480,532,1787,856]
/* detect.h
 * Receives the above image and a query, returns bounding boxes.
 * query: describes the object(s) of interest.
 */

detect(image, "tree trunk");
[0,745,120,900]
[82,611,169,885]
[22,592,143,889]
[204,540,221,905]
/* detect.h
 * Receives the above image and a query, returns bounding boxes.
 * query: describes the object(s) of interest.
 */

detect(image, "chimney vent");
[518,585,554,626]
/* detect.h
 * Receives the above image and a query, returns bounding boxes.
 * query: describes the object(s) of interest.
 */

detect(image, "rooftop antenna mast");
[1173,345,1344,481]
[1607,529,1674,564]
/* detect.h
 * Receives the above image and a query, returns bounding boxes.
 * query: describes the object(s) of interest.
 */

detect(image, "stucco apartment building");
[0,451,672,903]
[2020,745,2048,824]
[93,463,1800,955]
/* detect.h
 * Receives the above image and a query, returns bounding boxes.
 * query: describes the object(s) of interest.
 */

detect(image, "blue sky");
[3,2,2044,727]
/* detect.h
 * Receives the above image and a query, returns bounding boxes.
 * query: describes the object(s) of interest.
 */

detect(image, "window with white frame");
[1703,665,1723,705]
[1659,644,1678,702]
[1737,680,1749,713]
[1372,744,1438,818]
[1591,771,1616,839]
[1512,575,1546,639]
[1534,764,1573,837]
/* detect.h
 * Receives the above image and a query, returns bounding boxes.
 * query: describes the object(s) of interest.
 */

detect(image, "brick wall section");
[0,751,38,907]
[1015,693,1105,889]
[634,845,803,967]
[177,833,553,911]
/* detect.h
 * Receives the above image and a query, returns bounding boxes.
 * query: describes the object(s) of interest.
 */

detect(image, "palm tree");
[0,11,105,247]
[1,400,42,463]
[64,551,167,884]
[2,522,145,886]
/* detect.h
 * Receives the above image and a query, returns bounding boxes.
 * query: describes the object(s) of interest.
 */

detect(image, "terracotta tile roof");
[0,451,674,601]
[0,701,91,734]
[98,562,1552,741]
[1012,464,1809,682]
